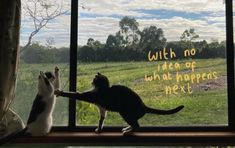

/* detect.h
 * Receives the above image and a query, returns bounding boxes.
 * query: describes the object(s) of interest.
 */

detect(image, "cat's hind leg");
[122,126,131,132]
[95,105,107,133]
[120,113,140,135]
[122,120,139,135]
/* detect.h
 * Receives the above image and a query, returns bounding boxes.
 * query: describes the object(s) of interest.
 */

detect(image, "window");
[12,0,71,126]
[13,0,235,131]
[76,0,229,127]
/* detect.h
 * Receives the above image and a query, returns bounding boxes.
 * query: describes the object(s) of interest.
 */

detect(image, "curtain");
[0,0,24,137]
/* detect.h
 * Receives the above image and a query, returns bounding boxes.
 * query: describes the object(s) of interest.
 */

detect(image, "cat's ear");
[97,72,101,75]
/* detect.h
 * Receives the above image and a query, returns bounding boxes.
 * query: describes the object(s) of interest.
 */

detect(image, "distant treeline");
[20,40,226,63]
[20,16,226,63]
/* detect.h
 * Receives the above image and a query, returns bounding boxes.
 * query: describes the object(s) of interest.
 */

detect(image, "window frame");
[52,0,235,132]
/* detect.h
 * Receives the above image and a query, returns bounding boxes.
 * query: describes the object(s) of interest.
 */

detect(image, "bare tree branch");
[21,0,69,53]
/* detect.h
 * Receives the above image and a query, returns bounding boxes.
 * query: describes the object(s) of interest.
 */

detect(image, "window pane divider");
[69,0,78,128]
[226,0,235,129]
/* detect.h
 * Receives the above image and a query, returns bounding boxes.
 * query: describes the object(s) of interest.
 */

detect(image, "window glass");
[12,0,70,125]
[76,0,228,126]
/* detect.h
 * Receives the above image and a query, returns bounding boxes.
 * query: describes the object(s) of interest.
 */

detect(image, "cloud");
[20,0,228,47]
[77,16,226,45]
[78,17,120,45]
[79,0,153,18]
[129,0,224,13]
[139,16,226,41]
[79,0,225,17]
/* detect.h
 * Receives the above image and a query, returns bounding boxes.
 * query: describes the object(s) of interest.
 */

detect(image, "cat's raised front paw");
[54,90,62,96]
[55,66,59,72]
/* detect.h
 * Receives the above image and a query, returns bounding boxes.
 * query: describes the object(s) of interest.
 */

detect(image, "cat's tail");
[145,105,184,115]
[0,128,28,145]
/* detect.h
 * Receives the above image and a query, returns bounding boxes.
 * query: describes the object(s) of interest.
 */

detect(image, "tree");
[119,16,139,46]
[166,41,184,59]
[193,40,207,58]
[105,34,121,48]
[21,42,52,63]
[87,38,95,47]
[106,35,117,48]
[139,26,167,51]
[21,0,69,53]
[45,37,55,49]
[200,41,225,58]
[87,38,103,49]
[180,28,199,49]
[115,31,125,47]
[56,47,69,62]
[78,46,95,62]
[93,40,103,49]
[180,28,199,42]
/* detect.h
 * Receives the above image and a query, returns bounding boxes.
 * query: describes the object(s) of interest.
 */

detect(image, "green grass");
[12,59,228,126]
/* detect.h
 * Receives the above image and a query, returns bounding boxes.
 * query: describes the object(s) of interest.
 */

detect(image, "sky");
[20,0,232,47]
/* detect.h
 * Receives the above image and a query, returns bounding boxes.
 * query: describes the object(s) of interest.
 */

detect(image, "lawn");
[12,59,228,126]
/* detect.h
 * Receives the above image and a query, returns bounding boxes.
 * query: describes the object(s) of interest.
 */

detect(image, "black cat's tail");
[145,105,184,115]
[0,128,28,145]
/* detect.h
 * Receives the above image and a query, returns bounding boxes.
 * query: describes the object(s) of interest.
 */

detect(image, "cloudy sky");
[20,0,231,47]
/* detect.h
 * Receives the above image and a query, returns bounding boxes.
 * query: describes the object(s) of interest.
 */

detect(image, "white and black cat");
[56,73,184,135]
[0,67,60,144]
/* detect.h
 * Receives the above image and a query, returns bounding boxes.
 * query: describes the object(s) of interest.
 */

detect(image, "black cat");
[55,73,184,135]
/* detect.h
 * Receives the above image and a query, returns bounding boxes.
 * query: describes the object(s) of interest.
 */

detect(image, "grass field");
[12,59,228,126]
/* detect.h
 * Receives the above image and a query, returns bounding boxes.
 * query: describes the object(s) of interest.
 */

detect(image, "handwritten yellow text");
[148,48,176,61]
[165,83,193,95]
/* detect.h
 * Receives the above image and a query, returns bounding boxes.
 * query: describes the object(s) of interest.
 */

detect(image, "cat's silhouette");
[56,73,184,135]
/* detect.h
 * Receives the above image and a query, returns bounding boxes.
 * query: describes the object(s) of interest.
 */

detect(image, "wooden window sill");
[14,131,235,146]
